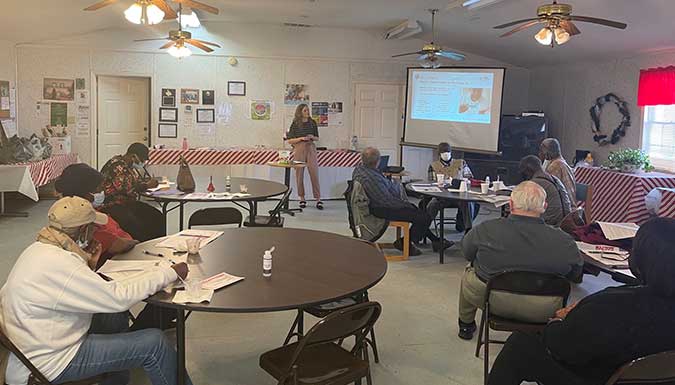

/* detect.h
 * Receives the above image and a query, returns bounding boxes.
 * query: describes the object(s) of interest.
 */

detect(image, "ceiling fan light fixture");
[554,27,570,45]
[534,27,553,45]
[168,44,192,59]
[124,2,165,25]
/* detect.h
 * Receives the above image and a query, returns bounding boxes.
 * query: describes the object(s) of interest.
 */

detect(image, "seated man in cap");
[1,197,191,385]
[100,143,164,242]
[519,155,572,227]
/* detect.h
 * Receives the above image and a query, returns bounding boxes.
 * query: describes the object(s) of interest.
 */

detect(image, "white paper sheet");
[155,229,223,250]
[575,241,629,260]
[597,222,639,240]
[200,272,245,290]
[97,260,160,275]
[172,288,214,304]
[410,184,442,193]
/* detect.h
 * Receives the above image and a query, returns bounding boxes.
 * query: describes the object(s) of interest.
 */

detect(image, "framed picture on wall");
[227,81,246,96]
[43,78,75,101]
[158,123,178,138]
[202,90,215,105]
[196,108,215,123]
[159,107,178,122]
[181,88,199,104]
[161,88,176,107]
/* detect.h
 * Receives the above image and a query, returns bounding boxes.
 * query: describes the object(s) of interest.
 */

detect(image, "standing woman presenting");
[286,103,323,210]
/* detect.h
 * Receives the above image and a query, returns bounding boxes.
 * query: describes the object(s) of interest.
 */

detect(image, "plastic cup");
[436,173,445,185]
[239,184,248,193]
[184,278,202,301]
[481,183,489,194]
[186,238,201,255]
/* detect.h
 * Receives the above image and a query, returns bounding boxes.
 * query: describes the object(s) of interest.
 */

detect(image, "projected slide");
[410,71,494,124]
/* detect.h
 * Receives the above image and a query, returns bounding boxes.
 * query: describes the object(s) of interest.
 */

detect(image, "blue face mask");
[92,191,105,208]
[133,162,145,171]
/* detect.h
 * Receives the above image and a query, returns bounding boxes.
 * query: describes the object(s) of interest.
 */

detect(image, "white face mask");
[76,239,89,250]
[440,152,452,162]
[92,191,105,208]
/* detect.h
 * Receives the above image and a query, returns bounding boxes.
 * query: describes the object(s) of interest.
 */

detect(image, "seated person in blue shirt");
[352,147,452,256]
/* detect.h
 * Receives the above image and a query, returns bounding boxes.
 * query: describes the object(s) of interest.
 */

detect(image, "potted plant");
[606,148,654,173]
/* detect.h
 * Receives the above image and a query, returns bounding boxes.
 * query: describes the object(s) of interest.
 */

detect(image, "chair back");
[485,271,571,306]
[303,302,381,347]
[606,351,675,384]
[560,207,586,235]
[0,326,51,384]
[188,207,243,229]
[576,182,593,222]
[266,188,292,223]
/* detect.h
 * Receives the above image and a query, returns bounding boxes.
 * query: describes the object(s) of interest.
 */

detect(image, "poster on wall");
[43,78,74,101]
[161,88,176,107]
[159,108,178,122]
[76,105,90,138]
[76,78,86,90]
[1,119,17,138]
[284,84,310,105]
[217,102,233,125]
[250,100,272,121]
[50,102,68,126]
[76,90,90,106]
[158,123,178,138]
[181,88,199,104]
[202,90,215,105]
[196,108,215,123]
[328,102,343,126]
[0,81,9,118]
[311,102,328,127]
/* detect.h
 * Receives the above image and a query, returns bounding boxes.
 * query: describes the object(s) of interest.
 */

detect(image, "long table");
[0,154,79,216]
[575,167,675,224]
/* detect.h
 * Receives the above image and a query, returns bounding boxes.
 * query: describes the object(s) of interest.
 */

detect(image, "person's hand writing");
[87,240,103,271]
[171,262,189,280]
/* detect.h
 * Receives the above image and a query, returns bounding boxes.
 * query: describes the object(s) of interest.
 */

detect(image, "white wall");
[0,40,16,88]
[529,49,675,164]
[14,23,530,166]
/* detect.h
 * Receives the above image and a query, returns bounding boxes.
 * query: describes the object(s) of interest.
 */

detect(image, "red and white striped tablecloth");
[149,149,361,168]
[17,153,80,187]
[655,189,675,219]
[575,167,675,224]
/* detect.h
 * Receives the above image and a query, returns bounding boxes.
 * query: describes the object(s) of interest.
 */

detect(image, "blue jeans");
[53,313,192,385]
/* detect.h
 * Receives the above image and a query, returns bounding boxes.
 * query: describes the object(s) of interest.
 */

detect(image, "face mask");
[440,152,452,162]
[92,191,105,208]
[133,162,145,171]
[76,239,89,250]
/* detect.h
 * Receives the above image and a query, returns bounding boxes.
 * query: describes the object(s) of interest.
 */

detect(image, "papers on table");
[172,288,214,304]
[200,272,245,290]
[576,241,630,268]
[597,222,639,240]
[480,195,511,208]
[97,260,162,280]
[147,182,174,192]
[155,229,223,250]
[183,192,252,200]
[410,184,442,193]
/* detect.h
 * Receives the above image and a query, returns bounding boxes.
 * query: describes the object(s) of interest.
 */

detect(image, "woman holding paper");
[285,103,323,210]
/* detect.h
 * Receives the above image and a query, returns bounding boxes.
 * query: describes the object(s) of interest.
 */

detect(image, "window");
[643,104,675,172]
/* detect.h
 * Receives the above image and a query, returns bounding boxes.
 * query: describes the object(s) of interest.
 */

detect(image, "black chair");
[260,302,381,385]
[244,188,291,227]
[605,350,675,384]
[0,326,112,385]
[475,271,572,385]
[188,207,243,229]
[576,182,593,223]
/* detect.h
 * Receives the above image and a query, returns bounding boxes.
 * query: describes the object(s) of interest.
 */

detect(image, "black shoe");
[458,320,477,340]
[432,239,454,252]
[299,200,307,209]
[316,201,324,210]
[393,238,422,256]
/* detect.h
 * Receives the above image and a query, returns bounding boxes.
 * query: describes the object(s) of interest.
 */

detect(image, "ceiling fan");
[392,9,465,68]
[84,0,219,25]
[494,1,627,47]
[133,4,221,58]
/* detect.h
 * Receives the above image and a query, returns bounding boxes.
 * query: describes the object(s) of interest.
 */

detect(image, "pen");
[143,250,164,257]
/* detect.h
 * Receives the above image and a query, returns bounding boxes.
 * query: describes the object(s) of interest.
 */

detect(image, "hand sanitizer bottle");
[263,247,275,277]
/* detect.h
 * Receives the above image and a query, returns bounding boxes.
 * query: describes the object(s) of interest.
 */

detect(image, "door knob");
[143,127,148,131]
[143,136,148,141]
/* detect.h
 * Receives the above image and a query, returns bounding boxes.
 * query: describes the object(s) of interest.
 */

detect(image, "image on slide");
[458,88,491,115]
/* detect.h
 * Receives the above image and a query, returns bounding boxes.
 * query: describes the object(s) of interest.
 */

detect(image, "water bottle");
[263,247,274,277]
[181,137,188,150]
[485,175,491,187]
[225,176,231,192]
[427,165,435,182]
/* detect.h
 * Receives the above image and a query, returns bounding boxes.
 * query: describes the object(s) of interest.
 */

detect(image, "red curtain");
[637,66,675,106]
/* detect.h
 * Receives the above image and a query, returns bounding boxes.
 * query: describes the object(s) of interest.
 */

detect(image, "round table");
[267,161,306,215]
[406,183,498,264]
[144,177,288,230]
[116,227,387,385]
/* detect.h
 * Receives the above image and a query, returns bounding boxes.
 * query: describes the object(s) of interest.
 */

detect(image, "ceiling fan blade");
[568,15,627,29]
[174,0,219,15]
[160,41,177,49]
[499,20,544,37]
[186,39,214,52]
[437,51,466,61]
[493,17,541,29]
[560,20,581,36]
[392,50,425,58]
[84,0,117,11]
[134,37,171,42]
[417,53,430,61]
[152,0,178,19]
[192,39,221,48]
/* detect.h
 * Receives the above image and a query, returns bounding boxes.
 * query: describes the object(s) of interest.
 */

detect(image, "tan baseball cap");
[48,196,108,229]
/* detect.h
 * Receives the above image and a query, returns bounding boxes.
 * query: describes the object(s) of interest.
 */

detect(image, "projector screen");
[403,67,506,153]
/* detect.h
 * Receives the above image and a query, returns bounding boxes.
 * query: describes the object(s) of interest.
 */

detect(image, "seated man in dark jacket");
[519,155,572,226]
[488,217,675,385]
[352,147,451,256]
[458,181,582,340]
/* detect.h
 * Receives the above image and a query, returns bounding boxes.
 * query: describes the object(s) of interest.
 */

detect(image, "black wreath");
[589,93,631,146]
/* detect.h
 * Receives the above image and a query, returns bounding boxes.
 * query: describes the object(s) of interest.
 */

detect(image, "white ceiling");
[3,0,675,67]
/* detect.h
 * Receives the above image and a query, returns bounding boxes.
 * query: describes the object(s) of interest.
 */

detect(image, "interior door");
[353,83,403,164]
[97,76,149,167]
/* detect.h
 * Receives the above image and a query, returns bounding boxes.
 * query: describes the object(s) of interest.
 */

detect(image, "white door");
[353,83,403,164]
[97,76,150,167]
